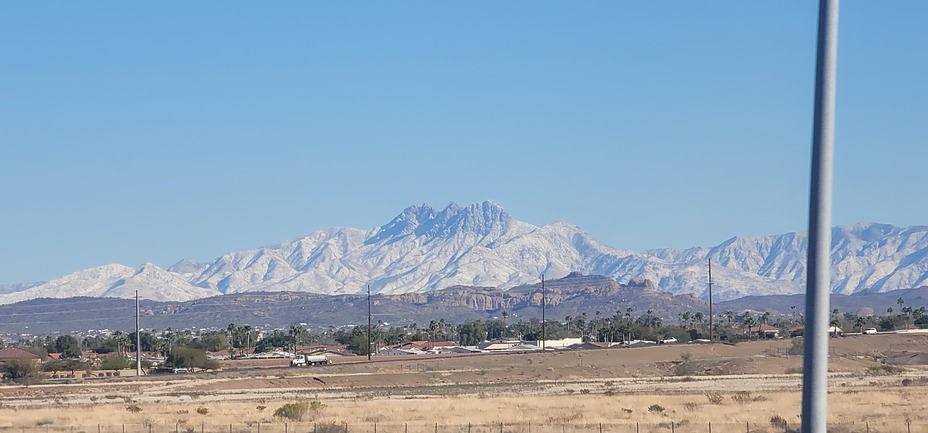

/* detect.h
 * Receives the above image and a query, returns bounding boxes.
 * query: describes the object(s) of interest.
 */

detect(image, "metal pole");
[708,259,713,343]
[368,285,373,361]
[136,291,142,375]
[541,274,546,350]
[802,3,839,433]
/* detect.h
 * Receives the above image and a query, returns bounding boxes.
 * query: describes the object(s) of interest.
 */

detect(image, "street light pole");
[541,274,546,350]
[802,2,839,433]
[367,285,372,361]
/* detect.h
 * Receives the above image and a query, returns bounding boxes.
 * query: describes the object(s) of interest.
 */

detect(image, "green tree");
[255,330,293,353]
[855,316,867,334]
[54,335,82,359]
[44,359,90,376]
[166,347,219,370]
[128,331,157,353]
[99,356,133,371]
[1,358,40,383]
[346,333,371,356]
[189,331,232,353]
[458,321,487,346]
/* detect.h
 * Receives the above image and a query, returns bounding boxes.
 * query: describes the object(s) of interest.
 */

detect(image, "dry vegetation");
[2,334,928,433]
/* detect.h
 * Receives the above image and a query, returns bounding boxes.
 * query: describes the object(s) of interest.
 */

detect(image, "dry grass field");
[3,334,928,433]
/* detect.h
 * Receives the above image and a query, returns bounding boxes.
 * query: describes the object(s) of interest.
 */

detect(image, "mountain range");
[2,201,928,305]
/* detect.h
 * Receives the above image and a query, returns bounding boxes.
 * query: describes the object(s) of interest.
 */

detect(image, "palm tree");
[227,323,236,347]
[693,312,704,329]
[743,315,757,338]
[855,316,867,334]
[289,324,307,352]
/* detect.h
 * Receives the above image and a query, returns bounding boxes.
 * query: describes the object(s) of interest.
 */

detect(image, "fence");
[0,422,920,433]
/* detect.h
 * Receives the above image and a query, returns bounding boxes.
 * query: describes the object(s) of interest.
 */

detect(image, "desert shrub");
[604,381,615,387]
[705,392,725,405]
[256,406,266,411]
[126,405,142,413]
[565,389,575,394]
[622,408,633,414]
[196,407,208,415]
[1,359,41,383]
[604,390,616,396]
[310,400,326,412]
[184,427,195,433]
[784,367,803,374]
[35,419,54,427]
[648,404,665,413]
[680,352,692,362]
[315,424,345,433]
[867,365,905,376]
[546,410,583,423]
[99,356,133,371]
[770,415,788,429]
[165,347,220,371]
[683,402,699,411]
[731,391,752,405]
[274,402,310,421]
[579,389,590,394]
[674,363,698,376]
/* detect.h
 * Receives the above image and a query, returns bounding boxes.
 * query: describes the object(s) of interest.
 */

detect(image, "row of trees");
[8,296,928,362]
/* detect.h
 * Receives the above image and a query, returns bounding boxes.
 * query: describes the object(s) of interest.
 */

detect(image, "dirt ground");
[2,335,927,430]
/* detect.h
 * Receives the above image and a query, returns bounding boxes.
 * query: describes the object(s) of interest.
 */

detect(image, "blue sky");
[2,2,926,283]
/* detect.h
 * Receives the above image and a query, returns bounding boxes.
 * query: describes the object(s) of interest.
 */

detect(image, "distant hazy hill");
[2,201,927,305]
[0,274,706,334]
[718,285,928,317]
[3,274,926,335]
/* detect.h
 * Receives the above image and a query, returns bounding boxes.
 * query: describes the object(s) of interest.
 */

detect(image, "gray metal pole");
[708,259,713,343]
[367,284,372,361]
[136,290,142,376]
[802,2,839,433]
[541,274,546,350]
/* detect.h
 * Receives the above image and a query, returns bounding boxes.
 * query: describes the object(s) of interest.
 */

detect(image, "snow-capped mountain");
[0,264,221,304]
[2,201,927,305]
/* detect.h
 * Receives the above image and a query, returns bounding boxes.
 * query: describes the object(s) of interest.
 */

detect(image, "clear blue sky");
[2,2,926,284]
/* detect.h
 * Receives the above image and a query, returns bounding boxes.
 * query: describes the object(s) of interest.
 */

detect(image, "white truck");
[290,354,332,367]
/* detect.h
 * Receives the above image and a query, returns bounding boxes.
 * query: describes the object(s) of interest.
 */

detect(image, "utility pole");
[803,2,839,433]
[367,285,372,361]
[136,290,142,376]
[541,274,546,350]
[708,259,713,343]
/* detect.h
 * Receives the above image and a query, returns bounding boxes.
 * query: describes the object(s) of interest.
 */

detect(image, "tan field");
[3,334,928,433]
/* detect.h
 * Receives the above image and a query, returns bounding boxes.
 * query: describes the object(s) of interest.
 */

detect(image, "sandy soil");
[2,335,927,431]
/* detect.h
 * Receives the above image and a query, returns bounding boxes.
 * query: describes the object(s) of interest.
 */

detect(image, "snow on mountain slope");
[3,202,928,305]
[0,264,221,304]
